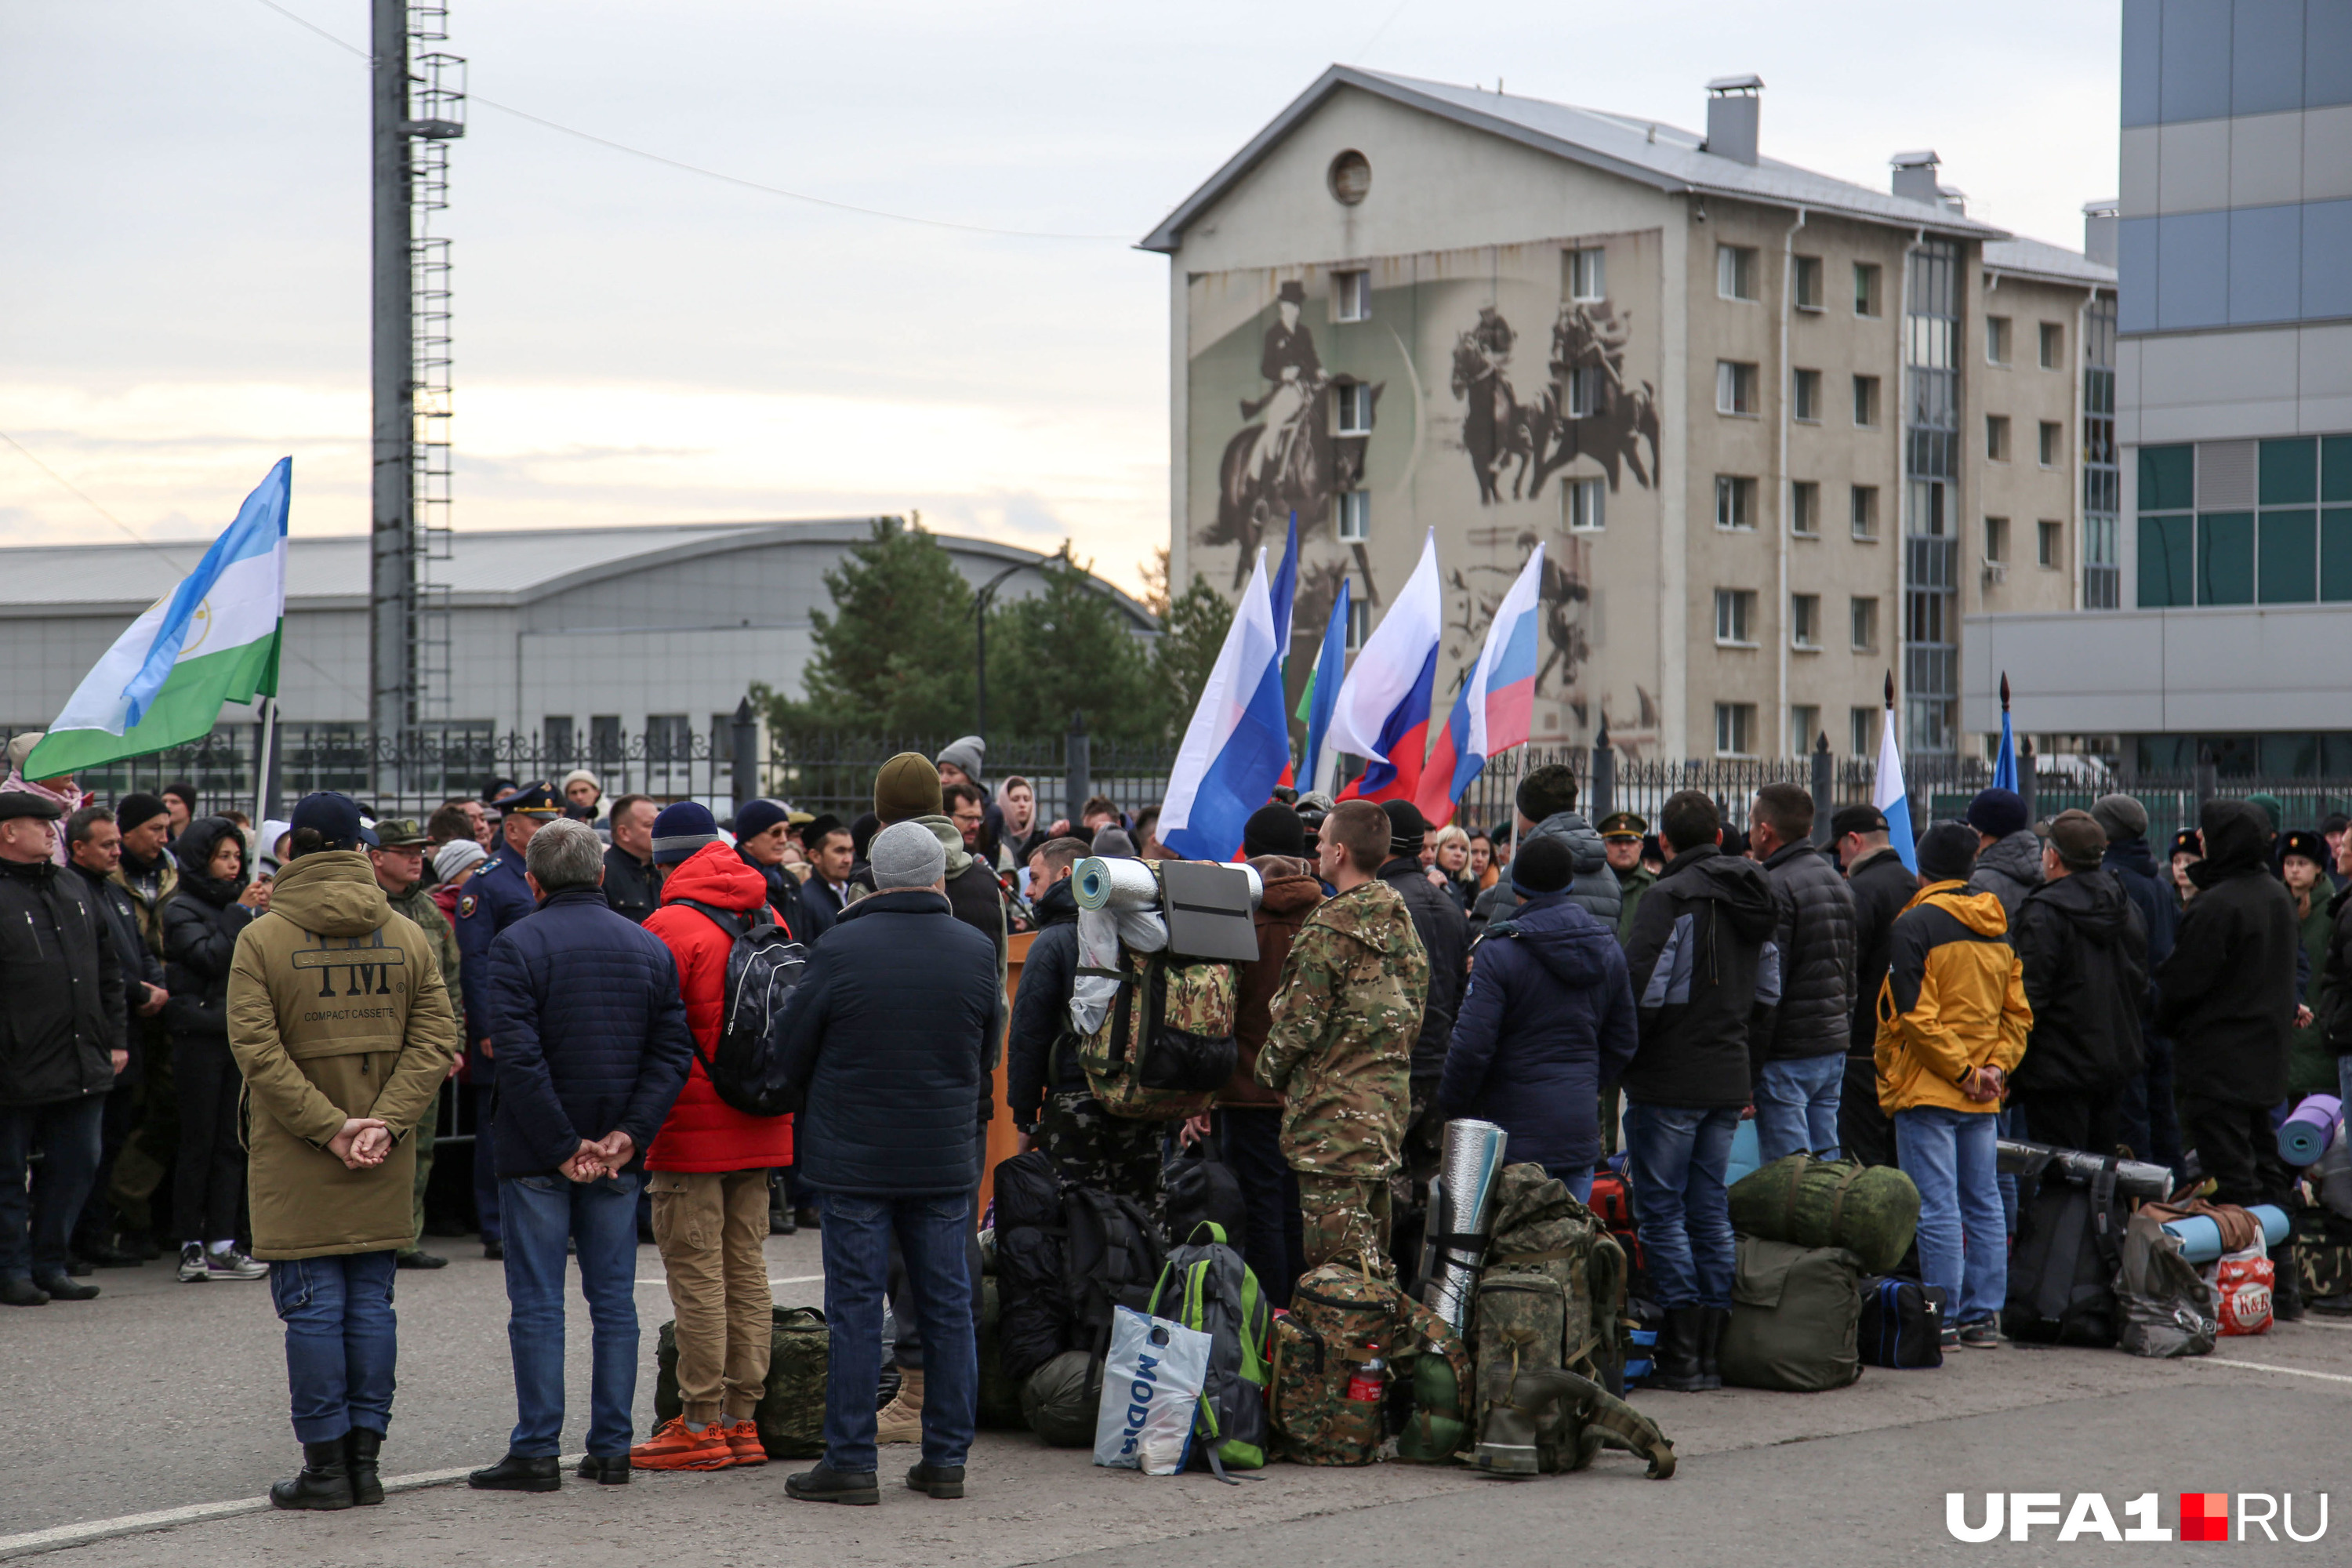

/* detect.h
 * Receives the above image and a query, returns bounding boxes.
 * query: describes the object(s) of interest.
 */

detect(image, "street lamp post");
[971,561,1025,746]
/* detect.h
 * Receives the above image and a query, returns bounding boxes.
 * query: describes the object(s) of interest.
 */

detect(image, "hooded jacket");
[225,850,460,1258]
[1439,892,1639,1171]
[2156,801,2299,1108]
[2009,868,2148,1096]
[1844,844,1918,1059]
[160,818,257,1041]
[0,852,125,1107]
[2102,834,2179,978]
[1751,839,1857,1066]
[1377,855,1469,1077]
[644,841,794,1172]
[1005,875,1081,1125]
[1256,877,1431,1178]
[1968,828,2045,927]
[1617,844,1780,1109]
[1873,881,2031,1116]
[1218,856,1323,1109]
[1469,811,1622,935]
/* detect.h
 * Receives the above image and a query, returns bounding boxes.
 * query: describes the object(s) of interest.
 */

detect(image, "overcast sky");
[1,1,2120,592]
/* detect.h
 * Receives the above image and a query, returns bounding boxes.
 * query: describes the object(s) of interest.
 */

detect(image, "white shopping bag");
[1091,1306,1211,1474]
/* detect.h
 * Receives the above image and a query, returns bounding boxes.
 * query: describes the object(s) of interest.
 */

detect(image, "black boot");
[1697,1306,1728,1390]
[1652,1306,1708,1392]
[906,1461,965,1499]
[468,1454,561,1492]
[2273,1243,2307,1323]
[575,1454,632,1485]
[270,1441,356,1511]
[346,1428,385,1505]
[785,1463,879,1505]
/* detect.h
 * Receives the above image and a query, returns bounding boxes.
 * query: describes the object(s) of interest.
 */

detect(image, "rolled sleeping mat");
[1073,855,1263,912]
[1994,1138,2172,1202]
[2277,1097,2343,1167]
[1421,1118,1508,1334]
[2160,1203,2291,1265]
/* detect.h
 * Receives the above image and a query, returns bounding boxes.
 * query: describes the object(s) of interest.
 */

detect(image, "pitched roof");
[1140,65,2010,253]
[1981,234,2116,289]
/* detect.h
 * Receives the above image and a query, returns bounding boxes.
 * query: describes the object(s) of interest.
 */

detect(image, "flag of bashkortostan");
[24,459,289,779]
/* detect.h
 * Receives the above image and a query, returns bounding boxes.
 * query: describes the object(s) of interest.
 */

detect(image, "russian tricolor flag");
[1159,548,1292,862]
[1416,544,1544,826]
[1330,531,1443,804]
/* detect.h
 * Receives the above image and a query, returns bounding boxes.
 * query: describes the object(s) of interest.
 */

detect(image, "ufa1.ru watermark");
[1946,1493,2328,1543]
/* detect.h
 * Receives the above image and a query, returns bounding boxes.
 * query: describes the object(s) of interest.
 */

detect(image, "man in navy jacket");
[776,820,1000,1507]
[466,818,693,1494]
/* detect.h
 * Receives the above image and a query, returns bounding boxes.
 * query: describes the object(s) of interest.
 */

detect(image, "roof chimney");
[2082,200,2118,267]
[1705,75,1762,165]
[1890,150,1940,205]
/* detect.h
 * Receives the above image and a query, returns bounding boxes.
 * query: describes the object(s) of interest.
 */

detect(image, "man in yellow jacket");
[1875,822,2031,1350]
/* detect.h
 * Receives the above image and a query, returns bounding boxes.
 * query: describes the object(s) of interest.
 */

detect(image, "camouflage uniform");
[1255,878,1429,1278]
[387,877,459,1254]
[1036,1089,1164,1212]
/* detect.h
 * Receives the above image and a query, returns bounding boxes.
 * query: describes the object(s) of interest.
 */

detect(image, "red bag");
[2212,1247,2273,1336]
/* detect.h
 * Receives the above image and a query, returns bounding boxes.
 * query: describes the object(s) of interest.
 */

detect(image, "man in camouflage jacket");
[1256,800,1430,1278]
[370,821,461,1268]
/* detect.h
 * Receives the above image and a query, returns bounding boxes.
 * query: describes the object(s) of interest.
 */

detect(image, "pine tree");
[757,516,976,733]
[1150,574,1233,740]
[985,548,1159,741]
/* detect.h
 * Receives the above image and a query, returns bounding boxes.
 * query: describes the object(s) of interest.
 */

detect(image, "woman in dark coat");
[161,816,267,1282]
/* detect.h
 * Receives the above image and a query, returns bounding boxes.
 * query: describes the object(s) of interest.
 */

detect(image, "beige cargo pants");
[648,1169,775,1425]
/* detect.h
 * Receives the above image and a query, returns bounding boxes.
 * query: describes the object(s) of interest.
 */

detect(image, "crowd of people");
[2,719,2341,1505]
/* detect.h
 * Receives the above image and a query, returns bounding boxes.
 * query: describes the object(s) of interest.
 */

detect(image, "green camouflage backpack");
[1076,949,1239,1120]
[656,1305,826,1457]
[1269,1253,1397,1465]
[1392,1293,1475,1464]
[1146,1220,1272,1476]
[1480,1163,1627,1388]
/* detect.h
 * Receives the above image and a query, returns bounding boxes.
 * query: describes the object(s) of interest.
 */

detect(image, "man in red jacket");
[629,808,795,1473]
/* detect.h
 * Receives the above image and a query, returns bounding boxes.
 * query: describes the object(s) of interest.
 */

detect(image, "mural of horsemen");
[1450,298,1661,505]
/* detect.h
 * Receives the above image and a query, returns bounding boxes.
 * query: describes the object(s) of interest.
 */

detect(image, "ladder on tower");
[404,5,463,726]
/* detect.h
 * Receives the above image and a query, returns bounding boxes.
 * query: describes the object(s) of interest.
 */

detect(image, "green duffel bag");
[1719,1236,1864,1393]
[655,1305,827,1457]
[975,1276,1029,1430]
[1729,1152,1920,1273]
[1019,1348,1100,1447]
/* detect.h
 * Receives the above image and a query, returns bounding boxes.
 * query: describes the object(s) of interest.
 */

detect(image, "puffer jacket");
[1218,856,1323,1108]
[1969,828,2045,927]
[1005,875,1080,1126]
[643,841,793,1172]
[1377,856,1469,1078]
[1618,844,1780,1109]
[740,845,827,943]
[160,818,256,1040]
[2009,869,2147,1096]
[1439,892,1639,1171]
[2322,879,2352,1058]
[1470,811,1621,935]
[226,850,460,1258]
[0,853,124,1107]
[1874,880,2031,1116]
[2156,800,2298,1109]
[1845,844,1918,1059]
[1751,840,1856,1067]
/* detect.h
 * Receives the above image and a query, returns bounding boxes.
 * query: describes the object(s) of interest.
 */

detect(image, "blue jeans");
[1894,1106,2006,1325]
[270,1250,400,1443]
[499,1171,642,1459]
[1753,1053,1845,1164]
[0,1095,103,1282]
[470,1091,501,1244]
[1623,1102,1739,1310]
[819,1191,976,1474]
[1543,1164,1595,1204]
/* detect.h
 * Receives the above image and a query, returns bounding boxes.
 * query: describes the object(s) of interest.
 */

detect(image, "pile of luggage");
[1716,1153,1926,1391]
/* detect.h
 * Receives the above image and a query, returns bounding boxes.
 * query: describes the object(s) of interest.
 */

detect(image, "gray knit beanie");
[870,820,946,891]
[2090,792,2149,845]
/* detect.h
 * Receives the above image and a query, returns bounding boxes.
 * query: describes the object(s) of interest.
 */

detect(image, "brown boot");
[875,1368,924,1444]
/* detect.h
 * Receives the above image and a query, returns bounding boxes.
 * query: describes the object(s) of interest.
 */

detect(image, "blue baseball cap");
[289,791,379,851]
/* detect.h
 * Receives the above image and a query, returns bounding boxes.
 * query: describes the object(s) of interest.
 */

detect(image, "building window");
[1986,316,2012,366]
[1335,488,1370,542]
[1792,368,1820,422]
[2038,321,2063,369]
[2144,437,2352,609]
[2083,296,2119,608]
[1715,474,1758,530]
[1566,365,1601,419]
[647,713,691,763]
[1793,255,1823,310]
[1715,588,1757,645]
[1334,270,1370,322]
[1854,261,1883,318]
[1791,480,1820,535]
[2038,420,2061,467]
[1790,593,1820,649]
[1850,595,1879,652]
[2038,519,2063,568]
[1986,414,2011,462]
[1984,515,2009,564]
[1345,593,1370,652]
[1334,382,1373,436]
[1853,375,1882,428]
[1849,706,1876,757]
[1717,360,1759,416]
[1715,702,1758,757]
[543,715,574,759]
[1566,476,1605,533]
[1568,246,1606,301]
[1718,245,1760,301]
[1851,485,1881,539]
[1789,704,1820,756]
[590,714,622,763]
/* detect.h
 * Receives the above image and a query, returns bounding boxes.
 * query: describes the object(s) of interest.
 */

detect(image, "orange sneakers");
[630,1416,736,1471]
[724,1420,768,1466]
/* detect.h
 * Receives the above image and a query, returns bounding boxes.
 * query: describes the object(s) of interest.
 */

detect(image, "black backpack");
[1858,1276,1947,1368]
[1164,1138,1247,1254]
[676,899,808,1118]
[990,1152,1075,1385]
[1060,1185,1166,1389]
[2001,1155,2125,1346]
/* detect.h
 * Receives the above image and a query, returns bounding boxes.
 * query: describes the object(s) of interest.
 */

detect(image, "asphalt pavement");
[3,1236,2348,1564]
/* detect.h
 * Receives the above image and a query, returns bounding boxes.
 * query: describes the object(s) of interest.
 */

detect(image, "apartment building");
[1146,67,2109,759]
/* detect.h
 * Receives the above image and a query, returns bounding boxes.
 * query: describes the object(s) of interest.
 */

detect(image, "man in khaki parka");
[368,818,460,1270]
[227,793,459,1512]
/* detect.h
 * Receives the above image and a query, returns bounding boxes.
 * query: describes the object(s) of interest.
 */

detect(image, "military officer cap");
[1598,811,1648,840]
[372,818,430,848]
[491,781,564,817]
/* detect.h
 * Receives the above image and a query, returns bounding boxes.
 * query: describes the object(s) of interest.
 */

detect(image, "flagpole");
[252,696,277,829]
